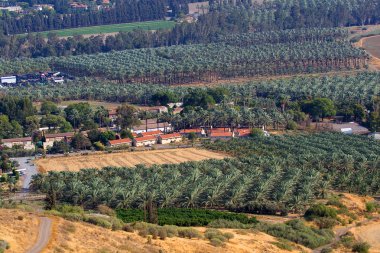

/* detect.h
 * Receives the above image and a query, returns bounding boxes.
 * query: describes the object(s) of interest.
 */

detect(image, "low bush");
[352,242,371,253]
[97,205,116,216]
[320,247,333,253]
[271,239,293,251]
[255,219,334,249]
[158,228,167,240]
[365,202,379,213]
[122,224,134,232]
[340,232,355,248]
[85,216,112,229]
[304,204,337,221]
[116,208,257,226]
[204,229,234,247]
[0,240,10,253]
[178,228,202,239]
[56,205,84,215]
[315,217,339,229]
[326,197,345,208]
[207,219,252,229]
[61,212,84,222]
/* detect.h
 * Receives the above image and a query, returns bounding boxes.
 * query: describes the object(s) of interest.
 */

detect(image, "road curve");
[26,217,52,253]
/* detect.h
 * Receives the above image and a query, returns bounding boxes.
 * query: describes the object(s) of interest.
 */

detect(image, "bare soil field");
[351,219,380,253]
[35,148,227,172]
[0,208,40,253]
[362,35,380,59]
[44,218,307,253]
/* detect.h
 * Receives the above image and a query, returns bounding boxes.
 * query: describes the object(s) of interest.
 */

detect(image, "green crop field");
[28,20,176,38]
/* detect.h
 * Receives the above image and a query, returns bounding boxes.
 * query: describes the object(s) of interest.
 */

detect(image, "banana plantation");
[31,133,380,214]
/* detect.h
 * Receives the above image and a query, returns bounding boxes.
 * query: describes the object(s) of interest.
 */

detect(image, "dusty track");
[26,217,52,253]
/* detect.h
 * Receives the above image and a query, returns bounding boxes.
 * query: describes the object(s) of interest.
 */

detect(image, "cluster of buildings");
[0,72,71,86]
[109,130,183,147]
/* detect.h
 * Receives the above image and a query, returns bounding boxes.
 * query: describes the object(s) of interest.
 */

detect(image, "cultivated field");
[363,35,380,59]
[35,148,227,172]
[30,20,175,38]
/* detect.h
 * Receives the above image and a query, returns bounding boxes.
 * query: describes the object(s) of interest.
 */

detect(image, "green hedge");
[116,208,257,226]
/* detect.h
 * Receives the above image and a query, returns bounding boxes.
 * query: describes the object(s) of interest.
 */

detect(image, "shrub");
[352,242,370,253]
[320,248,333,253]
[109,217,124,230]
[250,128,264,138]
[148,227,159,239]
[61,212,84,222]
[97,205,116,216]
[255,219,334,249]
[365,202,379,213]
[315,217,339,229]
[304,204,337,221]
[340,232,355,248]
[85,216,112,229]
[138,229,148,237]
[57,205,84,214]
[158,228,167,240]
[178,228,202,239]
[122,224,134,233]
[163,225,178,237]
[223,232,234,241]
[0,240,9,253]
[208,219,252,229]
[271,239,293,251]
[17,215,24,221]
[326,197,345,208]
[210,238,224,247]
[286,120,298,130]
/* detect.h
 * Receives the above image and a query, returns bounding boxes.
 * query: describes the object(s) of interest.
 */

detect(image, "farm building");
[331,122,370,135]
[140,130,162,137]
[1,137,34,150]
[1,76,16,84]
[158,133,182,144]
[180,128,206,137]
[42,132,75,149]
[236,128,251,137]
[209,131,235,140]
[133,122,172,134]
[132,136,157,147]
[109,138,132,147]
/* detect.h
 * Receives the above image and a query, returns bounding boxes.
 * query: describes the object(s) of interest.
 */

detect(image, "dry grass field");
[362,35,380,59]
[44,218,306,253]
[35,148,227,172]
[0,209,40,253]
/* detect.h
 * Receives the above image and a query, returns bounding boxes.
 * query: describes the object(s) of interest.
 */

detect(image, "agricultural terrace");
[31,133,380,215]
[35,148,227,172]
[29,20,176,38]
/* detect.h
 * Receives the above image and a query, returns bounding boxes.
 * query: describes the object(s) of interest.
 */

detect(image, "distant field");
[28,20,176,38]
[363,35,380,59]
[35,148,227,172]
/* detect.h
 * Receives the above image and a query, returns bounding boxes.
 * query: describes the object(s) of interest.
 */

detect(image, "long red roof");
[134,136,156,142]
[160,133,182,139]
[109,138,132,145]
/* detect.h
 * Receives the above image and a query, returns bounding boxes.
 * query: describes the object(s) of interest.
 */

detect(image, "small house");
[157,133,182,144]
[109,138,132,147]
[43,132,74,149]
[209,131,235,140]
[140,130,162,137]
[132,136,157,147]
[1,137,34,150]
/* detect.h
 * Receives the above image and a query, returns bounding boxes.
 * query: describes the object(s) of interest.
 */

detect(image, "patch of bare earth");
[357,35,380,71]
[35,148,227,172]
[44,219,307,253]
[351,219,380,253]
[0,208,40,253]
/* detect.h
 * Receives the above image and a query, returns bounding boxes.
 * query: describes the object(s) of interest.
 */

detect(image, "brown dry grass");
[351,219,380,253]
[356,35,380,71]
[35,148,227,172]
[0,208,40,253]
[43,218,307,253]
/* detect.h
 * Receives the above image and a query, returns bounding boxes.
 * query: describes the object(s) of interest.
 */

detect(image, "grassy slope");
[28,20,175,38]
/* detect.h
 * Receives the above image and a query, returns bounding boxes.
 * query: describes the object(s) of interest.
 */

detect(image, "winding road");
[26,217,52,253]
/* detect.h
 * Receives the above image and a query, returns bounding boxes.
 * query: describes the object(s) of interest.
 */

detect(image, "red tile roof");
[1,137,32,142]
[141,130,162,137]
[160,133,182,139]
[210,132,234,137]
[134,136,157,142]
[211,128,230,132]
[181,129,201,133]
[109,138,132,145]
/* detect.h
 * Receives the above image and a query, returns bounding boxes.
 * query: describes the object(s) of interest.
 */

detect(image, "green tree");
[25,116,40,135]
[71,133,92,150]
[40,101,60,115]
[302,98,336,121]
[116,104,140,129]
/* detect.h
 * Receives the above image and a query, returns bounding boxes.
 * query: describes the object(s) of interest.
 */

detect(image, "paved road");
[11,157,37,191]
[26,217,52,253]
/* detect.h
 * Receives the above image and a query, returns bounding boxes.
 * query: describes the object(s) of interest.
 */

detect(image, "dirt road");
[26,217,52,253]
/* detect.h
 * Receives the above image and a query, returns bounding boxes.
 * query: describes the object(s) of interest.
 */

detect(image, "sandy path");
[26,217,52,253]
